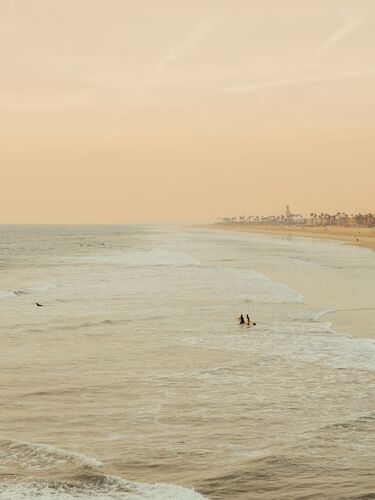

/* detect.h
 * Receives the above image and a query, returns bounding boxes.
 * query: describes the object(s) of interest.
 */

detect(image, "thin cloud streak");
[312,14,371,61]
[128,2,227,111]
[0,0,13,36]
[224,70,375,94]
[222,8,374,97]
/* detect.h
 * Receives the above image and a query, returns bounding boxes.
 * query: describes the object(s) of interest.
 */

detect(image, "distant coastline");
[206,223,375,252]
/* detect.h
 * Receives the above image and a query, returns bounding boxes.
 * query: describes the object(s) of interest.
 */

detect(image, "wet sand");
[209,223,375,252]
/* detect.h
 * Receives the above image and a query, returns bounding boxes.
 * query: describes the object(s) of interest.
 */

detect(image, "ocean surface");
[0,224,374,499]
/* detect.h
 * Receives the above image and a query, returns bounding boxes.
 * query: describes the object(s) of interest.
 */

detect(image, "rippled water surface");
[0,225,374,499]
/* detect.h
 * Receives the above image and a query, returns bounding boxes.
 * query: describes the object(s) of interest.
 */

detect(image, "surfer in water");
[245,314,256,327]
[239,314,245,325]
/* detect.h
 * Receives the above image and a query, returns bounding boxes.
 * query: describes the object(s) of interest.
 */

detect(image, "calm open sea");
[0,225,374,499]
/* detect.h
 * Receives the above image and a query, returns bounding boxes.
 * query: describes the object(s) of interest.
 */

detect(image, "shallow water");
[0,225,374,499]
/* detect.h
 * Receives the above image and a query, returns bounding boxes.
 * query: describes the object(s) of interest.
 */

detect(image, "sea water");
[0,225,374,499]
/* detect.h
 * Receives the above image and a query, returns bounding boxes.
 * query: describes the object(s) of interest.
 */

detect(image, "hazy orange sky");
[1,0,375,223]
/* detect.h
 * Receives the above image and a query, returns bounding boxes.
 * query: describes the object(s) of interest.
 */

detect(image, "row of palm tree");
[309,212,375,227]
[218,212,375,227]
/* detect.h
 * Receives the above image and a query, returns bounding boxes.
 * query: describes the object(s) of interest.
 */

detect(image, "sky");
[1,0,375,223]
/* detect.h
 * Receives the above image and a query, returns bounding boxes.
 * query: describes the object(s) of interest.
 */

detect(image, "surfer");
[36,302,43,307]
[246,314,250,325]
[239,314,245,325]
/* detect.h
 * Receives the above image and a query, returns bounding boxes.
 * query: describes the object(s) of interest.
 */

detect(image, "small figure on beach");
[246,314,250,325]
[239,314,245,325]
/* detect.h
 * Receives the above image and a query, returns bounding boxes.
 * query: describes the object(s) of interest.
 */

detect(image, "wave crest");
[0,438,206,499]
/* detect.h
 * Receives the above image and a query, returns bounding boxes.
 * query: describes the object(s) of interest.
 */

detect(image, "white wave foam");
[271,322,333,334]
[0,290,17,300]
[0,438,207,499]
[82,249,201,267]
[30,283,58,293]
[310,309,335,321]
[264,327,375,371]
[0,439,103,472]
[0,283,57,302]
[0,481,207,499]
[238,270,303,304]
[324,336,375,371]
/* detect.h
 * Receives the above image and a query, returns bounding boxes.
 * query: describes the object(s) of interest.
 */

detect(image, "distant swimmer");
[36,302,43,307]
[247,315,256,327]
[239,314,245,325]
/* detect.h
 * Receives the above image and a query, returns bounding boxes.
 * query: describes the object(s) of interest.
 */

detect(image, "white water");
[0,225,374,499]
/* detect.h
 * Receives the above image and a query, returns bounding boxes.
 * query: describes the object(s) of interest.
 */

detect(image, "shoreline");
[206,223,375,251]
[203,223,375,341]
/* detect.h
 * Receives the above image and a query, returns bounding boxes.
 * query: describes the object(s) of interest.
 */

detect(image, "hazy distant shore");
[206,223,375,252]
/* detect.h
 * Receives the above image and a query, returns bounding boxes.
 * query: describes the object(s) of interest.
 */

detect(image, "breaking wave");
[82,249,201,268]
[0,438,206,499]
[0,284,57,302]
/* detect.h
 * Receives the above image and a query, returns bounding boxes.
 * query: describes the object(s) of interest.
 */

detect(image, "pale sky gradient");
[1,0,375,223]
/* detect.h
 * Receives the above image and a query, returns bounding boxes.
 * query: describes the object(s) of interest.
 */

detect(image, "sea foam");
[0,438,206,500]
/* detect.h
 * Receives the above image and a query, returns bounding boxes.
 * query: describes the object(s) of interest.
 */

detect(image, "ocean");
[0,224,374,499]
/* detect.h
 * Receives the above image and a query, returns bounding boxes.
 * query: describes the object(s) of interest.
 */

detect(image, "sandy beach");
[205,223,375,342]
[210,223,375,252]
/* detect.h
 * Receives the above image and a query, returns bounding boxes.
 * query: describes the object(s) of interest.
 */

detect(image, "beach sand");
[205,223,375,341]
[210,223,375,251]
